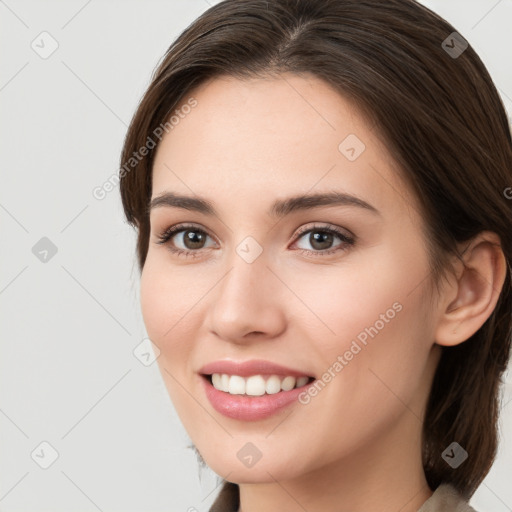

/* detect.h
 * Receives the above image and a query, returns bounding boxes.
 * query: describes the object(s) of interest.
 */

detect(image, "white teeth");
[245,375,266,396]
[296,376,309,387]
[281,376,296,391]
[228,375,246,395]
[220,374,230,392]
[212,373,222,389]
[210,373,311,395]
[265,375,282,394]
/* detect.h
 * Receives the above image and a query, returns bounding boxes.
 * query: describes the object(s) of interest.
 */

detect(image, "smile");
[208,373,313,395]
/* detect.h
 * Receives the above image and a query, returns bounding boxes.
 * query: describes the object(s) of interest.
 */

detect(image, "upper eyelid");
[158,222,353,246]
[165,222,217,241]
[295,222,353,237]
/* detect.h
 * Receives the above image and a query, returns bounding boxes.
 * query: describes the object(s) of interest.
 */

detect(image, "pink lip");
[200,374,313,421]
[198,359,314,379]
[198,359,315,421]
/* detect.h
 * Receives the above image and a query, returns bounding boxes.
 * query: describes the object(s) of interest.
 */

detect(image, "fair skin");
[140,73,506,512]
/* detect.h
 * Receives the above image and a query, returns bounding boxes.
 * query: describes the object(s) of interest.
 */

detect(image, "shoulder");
[418,484,478,512]
[209,482,478,512]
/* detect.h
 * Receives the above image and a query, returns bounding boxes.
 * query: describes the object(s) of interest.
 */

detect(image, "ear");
[435,231,507,347]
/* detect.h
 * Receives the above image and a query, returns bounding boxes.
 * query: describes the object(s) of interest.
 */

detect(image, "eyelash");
[155,222,355,259]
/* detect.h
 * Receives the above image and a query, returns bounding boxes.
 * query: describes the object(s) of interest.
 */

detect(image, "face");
[141,73,442,483]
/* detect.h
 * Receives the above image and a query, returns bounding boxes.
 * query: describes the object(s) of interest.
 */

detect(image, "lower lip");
[201,375,313,421]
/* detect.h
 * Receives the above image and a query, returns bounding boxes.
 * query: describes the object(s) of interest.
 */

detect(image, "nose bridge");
[217,231,271,297]
[217,244,271,311]
[207,241,286,340]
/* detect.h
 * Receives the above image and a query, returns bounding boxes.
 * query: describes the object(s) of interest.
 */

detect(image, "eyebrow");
[148,191,381,218]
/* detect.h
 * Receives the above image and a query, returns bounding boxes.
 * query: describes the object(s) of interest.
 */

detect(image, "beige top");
[209,482,477,512]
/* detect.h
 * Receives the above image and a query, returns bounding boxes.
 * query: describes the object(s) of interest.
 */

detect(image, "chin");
[196,441,310,484]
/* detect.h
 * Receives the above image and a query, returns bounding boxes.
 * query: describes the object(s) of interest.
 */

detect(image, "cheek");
[139,257,196,371]
[140,261,171,342]
[289,247,423,347]
[139,258,202,414]
[140,254,202,345]
[274,254,433,466]
[292,243,432,399]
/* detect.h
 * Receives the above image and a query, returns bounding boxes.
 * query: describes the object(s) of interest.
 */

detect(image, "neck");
[237,403,433,512]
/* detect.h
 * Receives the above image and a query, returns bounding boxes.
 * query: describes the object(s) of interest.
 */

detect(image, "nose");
[206,251,287,344]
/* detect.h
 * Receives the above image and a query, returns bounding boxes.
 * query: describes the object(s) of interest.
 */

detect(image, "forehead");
[151,73,417,221]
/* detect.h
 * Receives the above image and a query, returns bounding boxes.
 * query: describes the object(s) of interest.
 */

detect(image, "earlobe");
[434,232,507,347]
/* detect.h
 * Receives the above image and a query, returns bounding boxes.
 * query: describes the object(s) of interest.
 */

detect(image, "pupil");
[185,230,204,249]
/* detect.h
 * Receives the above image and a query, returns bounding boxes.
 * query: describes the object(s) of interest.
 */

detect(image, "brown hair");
[119,0,512,499]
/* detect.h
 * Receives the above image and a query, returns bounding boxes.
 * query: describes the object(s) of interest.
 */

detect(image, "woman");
[119,0,512,510]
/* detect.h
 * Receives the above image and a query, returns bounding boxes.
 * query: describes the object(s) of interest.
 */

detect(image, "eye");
[290,223,355,256]
[155,223,216,258]
[155,222,355,259]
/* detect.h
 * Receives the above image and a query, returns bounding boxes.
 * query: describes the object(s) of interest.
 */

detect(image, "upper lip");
[199,359,314,378]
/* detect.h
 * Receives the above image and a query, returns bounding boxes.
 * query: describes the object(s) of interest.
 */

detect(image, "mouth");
[198,359,317,420]
[199,371,317,421]
[201,373,316,396]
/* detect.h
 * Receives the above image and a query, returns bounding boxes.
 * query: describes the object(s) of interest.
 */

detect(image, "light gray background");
[1,1,511,510]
